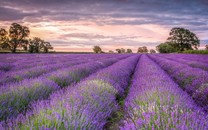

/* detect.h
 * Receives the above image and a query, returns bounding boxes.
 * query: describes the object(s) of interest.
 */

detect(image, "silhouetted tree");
[93,46,102,53]
[137,46,148,53]
[29,37,43,53]
[109,50,114,53]
[150,49,156,53]
[29,38,53,53]
[1,23,53,53]
[121,48,125,53]
[21,39,29,51]
[156,42,177,53]
[167,27,200,51]
[43,41,53,53]
[9,23,30,53]
[0,28,9,50]
[126,49,132,53]
[116,49,121,53]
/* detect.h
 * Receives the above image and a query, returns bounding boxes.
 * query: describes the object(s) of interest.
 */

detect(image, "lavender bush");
[157,54,208,71]
[149,54,208,109]
[0,56,125,121]
[121,55,208,130]
[4,55,139,129]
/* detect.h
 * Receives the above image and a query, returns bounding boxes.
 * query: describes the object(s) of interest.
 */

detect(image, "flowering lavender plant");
[121,55,208,130]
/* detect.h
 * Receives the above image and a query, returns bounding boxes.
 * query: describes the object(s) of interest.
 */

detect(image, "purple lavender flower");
[121,55,208,129]
[149,54,208,110]
[5,55,139,129]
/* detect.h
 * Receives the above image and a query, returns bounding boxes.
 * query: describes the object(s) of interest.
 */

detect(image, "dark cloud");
[51,38,158,48]
[0,6,27,21]
[59,33,139,40]
[1,0,208,27]
[0,0,207,50]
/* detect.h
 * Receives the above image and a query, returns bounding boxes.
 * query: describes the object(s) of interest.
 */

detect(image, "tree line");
[0,23,53,53]
[94,27,207,54]
[93,46,156,53]
[93,27,203,53]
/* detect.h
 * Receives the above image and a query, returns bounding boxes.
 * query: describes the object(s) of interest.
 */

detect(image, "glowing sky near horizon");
[0,0,208,52]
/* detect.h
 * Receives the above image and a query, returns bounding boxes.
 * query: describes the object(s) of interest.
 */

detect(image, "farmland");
[0,54,208,130]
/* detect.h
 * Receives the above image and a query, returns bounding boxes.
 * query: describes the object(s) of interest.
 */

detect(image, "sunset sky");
[0,0,208,52]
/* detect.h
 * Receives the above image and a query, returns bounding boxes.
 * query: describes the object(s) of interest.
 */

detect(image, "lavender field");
[0,54,208,130]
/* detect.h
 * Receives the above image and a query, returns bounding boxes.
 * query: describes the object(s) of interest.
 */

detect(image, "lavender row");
[121,55,208,129]
[0,54,121,85]
[0,54,120,72]
[162,54,208,64]
[10,54,120,72]
[2,55,139,129]
[157,54,208,71]
[149,54,208,110]
[0,56,127,121]
[0,54,74,71]
[0,60,83,85]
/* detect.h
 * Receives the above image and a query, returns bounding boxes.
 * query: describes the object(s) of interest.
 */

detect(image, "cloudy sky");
[0,0,208,52]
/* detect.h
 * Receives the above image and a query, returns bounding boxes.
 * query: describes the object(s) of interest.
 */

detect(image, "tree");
[167,27,200,51]
[137,46,148,53]
[21,39,29,51]
[150,49,156,53]
[29,37,53,53]
[0,28,10,50]
[156,42,177,53]
[29,37,44,53]
[109,50,114,53]
[43,41,53,53]
[93,46,102,53]
[0,23,53,53]
[116,49,121,53]
[205,45,208,50]
[126,49,132,53]
[121,48,125,53]
[9,23,30,53]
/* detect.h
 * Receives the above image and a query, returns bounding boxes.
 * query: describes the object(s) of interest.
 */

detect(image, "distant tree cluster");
[156,42,177,53]
[108,50,114,53]
[137,46,148,53]
[137,47,156,53]
[149,49,156,53]
[126,49,132,53]
[0,23,53,53]
[93,47,133,53]
[93,46,102,53]
[93,46,156,54]
[157,27,200,53]
[115,48,132,53]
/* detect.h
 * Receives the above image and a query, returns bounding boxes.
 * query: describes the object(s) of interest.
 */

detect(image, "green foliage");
[156,42,177,53]
[0,23,53,53]
[183,50,208,54]
[167,27,200,51]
